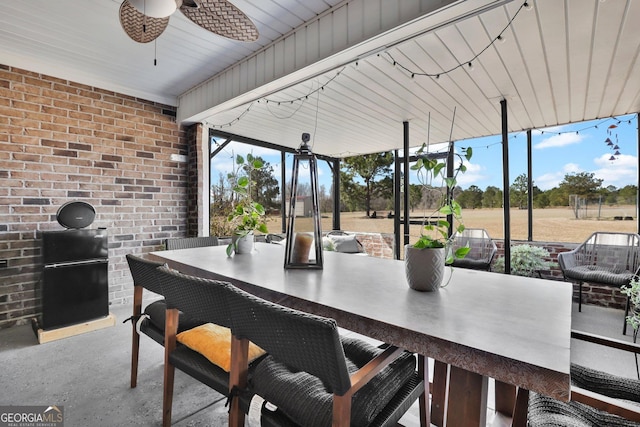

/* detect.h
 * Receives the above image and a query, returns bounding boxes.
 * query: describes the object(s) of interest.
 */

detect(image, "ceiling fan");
[119,0,259,43]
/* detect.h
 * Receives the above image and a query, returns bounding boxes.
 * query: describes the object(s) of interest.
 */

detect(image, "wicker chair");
[512,330,640,427]
[164,236,219,250]
[155,266,265,427]
[125,255,203,388]
[226,283,427,427]
[558,232,640,334]
[450,228,497,271]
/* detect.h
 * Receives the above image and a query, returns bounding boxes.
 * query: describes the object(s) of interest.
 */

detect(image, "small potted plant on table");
[225,153,269,256]
[404,142,472,291]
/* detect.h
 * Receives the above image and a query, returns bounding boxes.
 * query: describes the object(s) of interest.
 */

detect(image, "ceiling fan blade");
[119,0,170,43]
[179,0,259,42]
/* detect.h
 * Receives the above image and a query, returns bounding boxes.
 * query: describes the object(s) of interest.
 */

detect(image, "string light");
[263,67,344,105]
[206,103,254,129]
[463,115,636,154]
[386,1,530,79]
[206,67,345,129]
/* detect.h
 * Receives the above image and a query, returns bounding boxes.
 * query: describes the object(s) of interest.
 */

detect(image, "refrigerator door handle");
[44,258,108,269]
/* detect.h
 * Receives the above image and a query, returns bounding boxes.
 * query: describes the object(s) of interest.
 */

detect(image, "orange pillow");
[176,323,265,372]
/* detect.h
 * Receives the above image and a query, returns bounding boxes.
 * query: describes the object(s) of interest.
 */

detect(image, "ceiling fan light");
[129,0,181,18]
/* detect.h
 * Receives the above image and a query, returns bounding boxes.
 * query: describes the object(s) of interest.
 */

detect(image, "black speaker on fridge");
[56,201,96,229]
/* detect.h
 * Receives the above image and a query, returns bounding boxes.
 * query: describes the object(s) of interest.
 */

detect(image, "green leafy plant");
[621,278,640,332]
[410,142,472,264]
[225,153,268,256]
[493,244,555,277]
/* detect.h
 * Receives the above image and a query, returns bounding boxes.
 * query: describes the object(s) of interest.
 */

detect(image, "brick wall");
[0,65,195,329]
[353,232,395,259]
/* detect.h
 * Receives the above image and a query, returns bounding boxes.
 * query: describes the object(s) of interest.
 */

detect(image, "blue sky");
[455,113,638,191]
[211,113,638,193]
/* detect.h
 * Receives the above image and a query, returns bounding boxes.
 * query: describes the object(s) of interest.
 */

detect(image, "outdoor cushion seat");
[563,265,633,286]
[450,228,497,271]
[451,257,494,270]
[168,345,237,395]
[227,283,426,427]
[248,337,419,427]
[155,266,265,427]
[527,363,640,427]
[512,330,640,427]
[142,300,204,338]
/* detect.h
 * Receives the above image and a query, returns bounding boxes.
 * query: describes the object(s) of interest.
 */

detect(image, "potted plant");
[621,278,640,336]
[225,153,269,256]
[404,142,472,291]
[493,244,555,277]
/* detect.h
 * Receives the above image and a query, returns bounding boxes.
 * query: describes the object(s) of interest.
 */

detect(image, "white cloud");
[534,132,584,149]
[534,154,638,190]
[592,153,637,188]
[535,163,581,190]
[456,161,489,187]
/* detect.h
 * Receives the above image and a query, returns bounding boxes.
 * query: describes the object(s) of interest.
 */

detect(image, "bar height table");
[150,243,572,426]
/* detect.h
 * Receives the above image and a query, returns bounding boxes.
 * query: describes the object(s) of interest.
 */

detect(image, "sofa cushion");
[327,234,363,253]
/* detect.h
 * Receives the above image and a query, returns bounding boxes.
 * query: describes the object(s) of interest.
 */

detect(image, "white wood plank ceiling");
[1,0,638,158]
[194,0,640,157]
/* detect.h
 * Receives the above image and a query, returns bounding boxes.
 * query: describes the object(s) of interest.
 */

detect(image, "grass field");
[278,205,638,244]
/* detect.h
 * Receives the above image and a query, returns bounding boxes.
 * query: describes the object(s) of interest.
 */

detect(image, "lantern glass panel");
[284,140,323,269]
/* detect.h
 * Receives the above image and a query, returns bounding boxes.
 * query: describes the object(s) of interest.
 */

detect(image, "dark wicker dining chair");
[125,254,204,388]
[512,330,640,427]
[155,266,266,427]
[164,236,219,250]
[226,283,427,427]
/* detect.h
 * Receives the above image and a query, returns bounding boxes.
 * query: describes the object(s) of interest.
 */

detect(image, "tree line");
[210,151,638,229]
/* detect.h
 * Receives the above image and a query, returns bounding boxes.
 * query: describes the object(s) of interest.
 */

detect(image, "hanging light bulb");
[524,2,533,10]
[467,62,474,71]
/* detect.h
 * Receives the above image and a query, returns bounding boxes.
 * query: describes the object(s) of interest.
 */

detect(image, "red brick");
[2,66,189,329]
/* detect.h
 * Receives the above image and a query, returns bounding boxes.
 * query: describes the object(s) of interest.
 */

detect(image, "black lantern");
[284,133,323,269]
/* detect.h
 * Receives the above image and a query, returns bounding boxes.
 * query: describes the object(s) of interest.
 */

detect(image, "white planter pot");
[404,245,445,292]
[234,233,255,254]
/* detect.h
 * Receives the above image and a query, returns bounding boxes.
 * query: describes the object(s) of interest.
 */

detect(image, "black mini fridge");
[41,229,109,329]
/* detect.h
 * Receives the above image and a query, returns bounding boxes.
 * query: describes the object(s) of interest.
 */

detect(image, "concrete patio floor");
[0,300,636,426]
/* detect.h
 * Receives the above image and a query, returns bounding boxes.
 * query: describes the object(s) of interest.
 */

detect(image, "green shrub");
[494,244,555,277]
[621,279,640,332]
